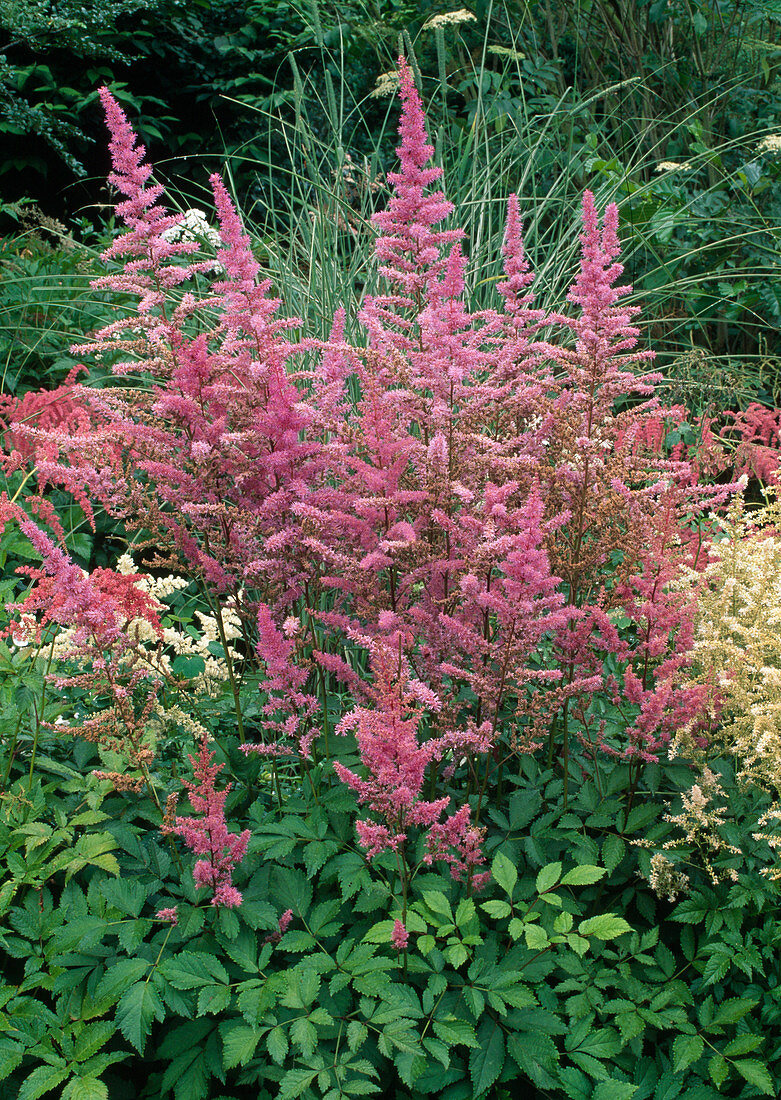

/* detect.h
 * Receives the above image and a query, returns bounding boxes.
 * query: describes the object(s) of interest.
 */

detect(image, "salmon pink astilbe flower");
[174,735,250,908]
[78,88,206,357]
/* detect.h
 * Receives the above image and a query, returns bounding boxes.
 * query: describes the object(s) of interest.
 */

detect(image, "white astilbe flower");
[655,161,692,172]
[160,208,224,275]
[370,71,400,98]
[422,9,476,31]
[758,133,781,154]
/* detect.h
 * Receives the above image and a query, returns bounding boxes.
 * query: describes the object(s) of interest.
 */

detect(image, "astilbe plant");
[294,60,568,792]
[292,59,728,803]
[0,56,739,908]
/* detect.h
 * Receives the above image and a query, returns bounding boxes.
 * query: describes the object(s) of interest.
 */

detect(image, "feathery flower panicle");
[391,919,409,950]
[547,191,656,396]
[363,56,462,332]
[333,639,489,885]
[76,89,208,358]
[0,366,93,465]
[497,193,540,323]
[239,603,319,757]
[174,734,250,908]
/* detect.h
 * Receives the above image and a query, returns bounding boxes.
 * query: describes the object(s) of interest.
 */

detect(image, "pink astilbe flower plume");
[497,193,543,327]
[75,89,206,356]
[362,55,463,350]
[239,603,319,757]
[391,919,409,951]
[37,91,324,609]
[334,640,489,886]
[174,734,250,908]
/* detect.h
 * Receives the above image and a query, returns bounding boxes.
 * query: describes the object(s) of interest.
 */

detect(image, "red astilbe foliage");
[719,403,781,485]
[0,367,94,465]
[333,640,489,888]
[174,734,250,908]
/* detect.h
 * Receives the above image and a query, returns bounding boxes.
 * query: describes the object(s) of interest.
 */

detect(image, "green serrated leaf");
[481,899,511,919]
[712,997,758,1026]
[278,1069,318,1099]
[560,865,606,887]
[601,835,626,873]
[524,923,549,950]
[115,981,164,1054]
[733,1059,774,1095]
[592,1082,639,1100]
[290,1017,317,1059]
[578,914,632,940]
[470,1023,505,1094]
[491,852,518,896]
[61,1078,109,1100]
[455,897,476,926]
[536,862,562,893]
[18,1065,69,1100]
[723,1034,762,1057]
[267,1025,288,1064]
[709,1053,728,1088]
[673,1033,704,1072]
[347,1020,368,1052]
[421,891,452,919]
[94,959,151,1007]
[222,1023,261,1070]
[362,921,395,944]
[160,951,229,990]
[73,1021,115,1063]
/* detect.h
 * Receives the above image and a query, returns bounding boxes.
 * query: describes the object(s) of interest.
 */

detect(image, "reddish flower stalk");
[174,734,250,908]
